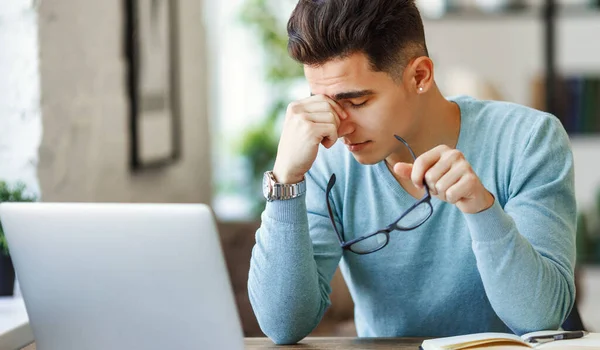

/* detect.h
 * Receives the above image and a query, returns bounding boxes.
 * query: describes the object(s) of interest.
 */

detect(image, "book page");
[461,344,531,349]
[421,332,529,350]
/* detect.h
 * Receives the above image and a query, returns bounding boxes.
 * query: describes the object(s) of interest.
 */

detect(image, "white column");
[0,0,42,197]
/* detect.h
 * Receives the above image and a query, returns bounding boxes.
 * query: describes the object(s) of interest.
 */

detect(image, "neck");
[386,83,461,166]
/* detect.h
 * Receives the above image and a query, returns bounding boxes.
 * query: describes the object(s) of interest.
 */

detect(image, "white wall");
[425,14,600,209]
[36,0,212,204]
[0,0,42,197]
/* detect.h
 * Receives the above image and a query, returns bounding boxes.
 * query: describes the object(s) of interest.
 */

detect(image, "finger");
[301,111,340,129]
[433,163,466,201]
[444,175,474,205]
[323,96,349,120]
[393,162,413,180]
[312,123,339,148]
[422,150,464,194]
[300,101,341,128]
[428,150,466,193]
[305,95,348,120]
[411,145,449,189]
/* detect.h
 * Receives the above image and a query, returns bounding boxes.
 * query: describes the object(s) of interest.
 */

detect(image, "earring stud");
[418,87,424,92]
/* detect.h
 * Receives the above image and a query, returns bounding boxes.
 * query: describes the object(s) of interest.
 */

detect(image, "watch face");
[262,173,271,199]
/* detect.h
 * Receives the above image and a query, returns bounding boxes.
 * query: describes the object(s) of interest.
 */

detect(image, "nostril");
[338,122,355,138]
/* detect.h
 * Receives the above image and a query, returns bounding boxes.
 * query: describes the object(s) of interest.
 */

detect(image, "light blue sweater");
[248,95,577,344]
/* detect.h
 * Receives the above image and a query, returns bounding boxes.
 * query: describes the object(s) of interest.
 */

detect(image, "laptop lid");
[0,202,244,350]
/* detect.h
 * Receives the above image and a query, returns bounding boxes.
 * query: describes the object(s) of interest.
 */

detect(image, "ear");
[404,56,434,95]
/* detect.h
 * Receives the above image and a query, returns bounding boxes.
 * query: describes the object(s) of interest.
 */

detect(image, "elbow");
[518,313,565,336]
[255,314,315,345]
[554,272,577,331]
[250,294,322,344]
[248,289,322,345]
[510,315,562,336]
[512,288,575,335]
[247,262,328,345]
[266,329,309,345]
[536,314,565,334]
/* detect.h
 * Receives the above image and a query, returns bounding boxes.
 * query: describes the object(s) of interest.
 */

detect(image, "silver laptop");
[0,202,245,350]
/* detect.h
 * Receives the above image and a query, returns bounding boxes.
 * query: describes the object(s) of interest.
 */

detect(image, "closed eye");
[348,100,368,108]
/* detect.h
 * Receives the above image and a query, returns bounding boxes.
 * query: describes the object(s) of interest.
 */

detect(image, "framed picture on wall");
[124,0,182,171]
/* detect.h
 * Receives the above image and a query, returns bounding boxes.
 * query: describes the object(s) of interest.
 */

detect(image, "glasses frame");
[325,134,433,255]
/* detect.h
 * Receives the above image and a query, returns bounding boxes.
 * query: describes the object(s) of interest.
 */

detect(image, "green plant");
[236,0,304,218]
[0,181,37,256]
[239,0,304,83]
[235,100,286,216]
[596,186,600,219]
[576,186,600,265]
[575,211,592,264]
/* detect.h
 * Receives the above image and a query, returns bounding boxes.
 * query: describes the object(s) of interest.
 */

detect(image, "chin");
[349,152,383,165]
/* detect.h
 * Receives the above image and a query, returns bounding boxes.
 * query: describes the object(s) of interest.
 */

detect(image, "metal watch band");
[264,171,306,201]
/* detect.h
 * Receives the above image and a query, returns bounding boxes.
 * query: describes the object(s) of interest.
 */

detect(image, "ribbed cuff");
[263,195,307,225]
[464,198,516,242]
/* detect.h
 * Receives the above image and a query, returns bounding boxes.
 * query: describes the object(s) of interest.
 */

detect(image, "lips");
[346,140,371,152]
[344,140,369,146]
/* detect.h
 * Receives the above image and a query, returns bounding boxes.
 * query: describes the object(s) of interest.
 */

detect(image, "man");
[248,0,576,345]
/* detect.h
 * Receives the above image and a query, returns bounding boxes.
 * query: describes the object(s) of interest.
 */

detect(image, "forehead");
[304,53,384,95]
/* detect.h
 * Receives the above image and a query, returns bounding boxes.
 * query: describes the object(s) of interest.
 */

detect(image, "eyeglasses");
[325,134,433,254]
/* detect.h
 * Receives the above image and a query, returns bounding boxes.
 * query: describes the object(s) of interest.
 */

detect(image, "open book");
[421,330,599,349]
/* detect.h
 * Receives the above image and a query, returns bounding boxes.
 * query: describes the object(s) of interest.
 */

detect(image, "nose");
[338,116,355,138]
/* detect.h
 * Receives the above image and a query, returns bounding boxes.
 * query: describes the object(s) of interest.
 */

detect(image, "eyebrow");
[310,90,375,101]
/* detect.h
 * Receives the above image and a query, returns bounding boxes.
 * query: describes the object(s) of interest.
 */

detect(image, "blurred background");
[1,0,600,339]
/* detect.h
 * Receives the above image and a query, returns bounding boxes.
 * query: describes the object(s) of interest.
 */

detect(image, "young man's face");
[304,52,420,165]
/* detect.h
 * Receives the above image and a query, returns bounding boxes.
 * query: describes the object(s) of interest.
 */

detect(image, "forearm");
[464,200,575,335]
[248,197,331,344]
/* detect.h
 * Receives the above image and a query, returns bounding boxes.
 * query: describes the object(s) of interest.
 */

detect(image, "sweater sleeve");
[463,115,577,335]
[247,169,343,344]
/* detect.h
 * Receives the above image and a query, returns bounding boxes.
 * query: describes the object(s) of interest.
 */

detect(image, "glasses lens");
[349,232,388,254]
[395,202,432,230]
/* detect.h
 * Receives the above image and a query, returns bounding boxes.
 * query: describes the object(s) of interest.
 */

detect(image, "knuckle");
[292,113,309,124]
[461,162,473,173]
[436,144,450,152]
[465,173,478,184]
[446,189,457,203]
[435,182,444,193]
[287,101,300,113]
[425,172,436,184]
[329,112,338,124]
[446,149,462,161]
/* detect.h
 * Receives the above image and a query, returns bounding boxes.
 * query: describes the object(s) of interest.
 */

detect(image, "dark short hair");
[287,0,428,79]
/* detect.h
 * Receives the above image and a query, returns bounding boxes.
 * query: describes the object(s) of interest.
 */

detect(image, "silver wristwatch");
[262,171,306,202]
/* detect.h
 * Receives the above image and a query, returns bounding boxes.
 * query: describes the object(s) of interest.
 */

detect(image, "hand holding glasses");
[325,135,433,254]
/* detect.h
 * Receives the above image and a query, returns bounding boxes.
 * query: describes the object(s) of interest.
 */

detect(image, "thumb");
[393,162,413,180]
[321,136,336,149]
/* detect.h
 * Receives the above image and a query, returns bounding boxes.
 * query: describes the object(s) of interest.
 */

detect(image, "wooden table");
[21,337,426,349]
[246,337,425,349]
